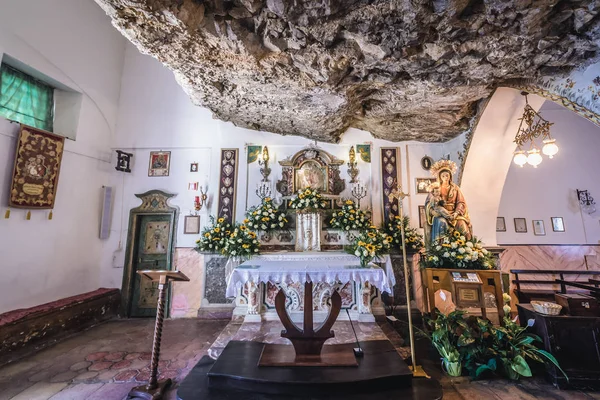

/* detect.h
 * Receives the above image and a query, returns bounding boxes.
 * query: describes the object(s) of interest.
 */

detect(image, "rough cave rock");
[96,0,600,142]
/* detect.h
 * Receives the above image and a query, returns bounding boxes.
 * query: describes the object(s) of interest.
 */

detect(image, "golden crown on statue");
[429,159,457,178]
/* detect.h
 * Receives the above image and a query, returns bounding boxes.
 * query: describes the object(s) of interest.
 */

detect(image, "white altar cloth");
[225,252,394,298]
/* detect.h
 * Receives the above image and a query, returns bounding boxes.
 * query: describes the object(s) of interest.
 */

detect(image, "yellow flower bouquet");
[289,188,327,212]
[222,224,260,257]
[245,197,289,232]
[422,230,495,270]
[330,199,371,231]
[346,225,391,267]
[195,216,232,254]
[385,215,424,253]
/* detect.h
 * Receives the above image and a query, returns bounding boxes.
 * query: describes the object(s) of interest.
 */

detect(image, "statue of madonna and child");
[423,160,473,249]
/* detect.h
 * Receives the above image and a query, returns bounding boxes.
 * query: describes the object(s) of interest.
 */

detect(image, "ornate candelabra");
[256,182,272,200]
[347,146,359,183]
[194,187,208,214]
[351,182,367,208]
[577,189,596,214]
[258,146,271,182]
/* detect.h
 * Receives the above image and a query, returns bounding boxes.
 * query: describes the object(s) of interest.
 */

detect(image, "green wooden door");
[130,214,173,317]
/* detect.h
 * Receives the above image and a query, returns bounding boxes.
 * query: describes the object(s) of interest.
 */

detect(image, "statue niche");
[276,146,345,197]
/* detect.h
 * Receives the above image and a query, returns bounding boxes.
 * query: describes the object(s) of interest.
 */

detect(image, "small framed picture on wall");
[496,217,506,232]
[184,215,200,234]
[532,220,546,236]
[148,151,171,177]
[418,205,426,228]
[415,178,435,194]
[551,217,565,232]
[514,218,527,233]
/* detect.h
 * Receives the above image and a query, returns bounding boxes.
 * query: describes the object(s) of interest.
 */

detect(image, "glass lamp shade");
[542,139,559,158]
[527,148,543,168]
[513,150,528,167]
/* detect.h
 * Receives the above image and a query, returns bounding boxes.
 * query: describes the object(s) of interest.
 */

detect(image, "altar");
[226,252,395,323]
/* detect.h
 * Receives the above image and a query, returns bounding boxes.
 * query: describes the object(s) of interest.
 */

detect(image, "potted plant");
[289,188,328,251]
[426,310,470,376]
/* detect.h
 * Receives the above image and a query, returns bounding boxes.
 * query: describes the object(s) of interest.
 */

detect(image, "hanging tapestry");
[217,148,239,224]
[381,147,399,222]
[9,124,64,209]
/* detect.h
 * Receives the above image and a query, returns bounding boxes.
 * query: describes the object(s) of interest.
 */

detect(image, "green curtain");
[0,64,54,131]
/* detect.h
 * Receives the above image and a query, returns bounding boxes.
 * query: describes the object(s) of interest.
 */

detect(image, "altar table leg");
[128,280,171,400]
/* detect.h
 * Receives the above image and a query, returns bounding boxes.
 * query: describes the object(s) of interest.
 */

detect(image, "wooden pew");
[510,269,600,303]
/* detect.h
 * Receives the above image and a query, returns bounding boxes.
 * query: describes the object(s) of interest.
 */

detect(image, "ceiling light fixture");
[513,92,558,167]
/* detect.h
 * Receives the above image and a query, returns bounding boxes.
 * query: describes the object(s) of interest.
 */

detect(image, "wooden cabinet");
[517,304,600,389]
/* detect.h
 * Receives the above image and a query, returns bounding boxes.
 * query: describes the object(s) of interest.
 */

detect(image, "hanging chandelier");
[513,92,558,168]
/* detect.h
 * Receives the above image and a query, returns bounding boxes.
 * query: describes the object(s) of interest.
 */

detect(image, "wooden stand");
[259,281,356,367]
[421,268,506,321]
[128,270,189,400]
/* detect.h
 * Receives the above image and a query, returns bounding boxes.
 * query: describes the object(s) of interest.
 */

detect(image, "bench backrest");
[510,270,600,301]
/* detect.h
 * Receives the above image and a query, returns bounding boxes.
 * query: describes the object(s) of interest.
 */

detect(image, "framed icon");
[421,156,433,170]
[190,162,198,172]
[148,151,171,177]
[418,205,426,229]
[514,218,527,233]
[496,217,506,232]
[184,215,200,234]
[415,178,434,194]
[551,217,565,232]
[532,220,546,236]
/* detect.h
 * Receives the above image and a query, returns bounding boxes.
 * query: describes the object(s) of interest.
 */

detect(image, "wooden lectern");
[128,270,189,400]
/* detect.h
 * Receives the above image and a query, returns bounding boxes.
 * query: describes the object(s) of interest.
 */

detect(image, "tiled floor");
[0,318,598,400]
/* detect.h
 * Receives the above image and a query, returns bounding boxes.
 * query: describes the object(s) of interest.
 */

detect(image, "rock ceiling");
[96,0,600,142]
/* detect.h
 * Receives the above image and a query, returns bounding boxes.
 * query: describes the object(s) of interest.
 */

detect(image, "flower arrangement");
[245,197,289,232]
[195,216,232,254]
[289,188,327,212]
[385,215,424,253]
[422,230,495,270]
[347,225,391,267]
[329,199,371,231]
[222,224,260,257]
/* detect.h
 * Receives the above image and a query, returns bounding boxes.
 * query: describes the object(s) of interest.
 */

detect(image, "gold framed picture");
[148,151,171,177]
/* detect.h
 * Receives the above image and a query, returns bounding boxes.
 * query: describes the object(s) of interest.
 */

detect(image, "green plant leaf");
[531,349,569,381]
[511,355,532,377]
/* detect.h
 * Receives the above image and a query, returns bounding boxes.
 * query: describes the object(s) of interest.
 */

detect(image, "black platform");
[177,340,443,400]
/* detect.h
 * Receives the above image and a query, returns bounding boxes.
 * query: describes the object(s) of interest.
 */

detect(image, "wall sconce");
[347,146,359,183]
[258,146,271,182]
[194,187,208,214]
[577,189,596,214]
[115,150,132,173]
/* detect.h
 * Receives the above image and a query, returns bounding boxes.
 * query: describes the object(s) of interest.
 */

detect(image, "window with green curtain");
[0,64,54,132]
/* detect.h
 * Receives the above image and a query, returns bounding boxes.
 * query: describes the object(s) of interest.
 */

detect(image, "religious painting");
[148,151,171,176]
[514,218,527,233]
[356,144,371,163]
[551,217,565,232]
[144,221,170,254]
[295,160,327,192]
[247,145,262,163]
[418,205,426,229]
[190,162,198,172]
[416,178,434,194]
[421,156,433,170]
[496,217,506,232]
[532,220,546,236]
[9,125,65,209]
[184,215,200,234]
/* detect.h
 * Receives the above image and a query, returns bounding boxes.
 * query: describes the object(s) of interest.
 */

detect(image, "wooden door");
[130,214,173,317]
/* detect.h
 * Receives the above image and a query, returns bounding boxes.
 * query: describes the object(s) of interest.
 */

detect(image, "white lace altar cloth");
[225,252,395,298]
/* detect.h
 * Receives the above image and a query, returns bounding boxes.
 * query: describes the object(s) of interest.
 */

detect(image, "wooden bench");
[510,269,600,303]
[0,288,120,366]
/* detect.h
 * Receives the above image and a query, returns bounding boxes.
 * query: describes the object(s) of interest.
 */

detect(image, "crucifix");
[387,181,428,378]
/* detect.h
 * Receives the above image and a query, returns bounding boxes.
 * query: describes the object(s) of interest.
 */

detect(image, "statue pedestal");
[295,212,321,252]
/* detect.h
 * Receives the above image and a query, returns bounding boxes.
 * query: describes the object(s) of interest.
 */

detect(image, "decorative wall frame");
[190,162,198,172]
[356,144,371,163]
[416,178,435,194]
[148,151,171,177]
[121,190,179,317]
[514,218,527,233]
[418,205,426,229]
[381,148,400,222]
[9,125,65,209]
[496,217,506,232]
[184,215,200,234]
[247,145,262,163]
[551,217,565,232]
[276,144,345,196]
[217,148,239,224]
[532,220,546,236]
[421,156,433,170]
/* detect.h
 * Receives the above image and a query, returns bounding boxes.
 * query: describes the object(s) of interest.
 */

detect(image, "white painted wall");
[102,44,462,288]
[0,0,126,313]
[497,101,600,245]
